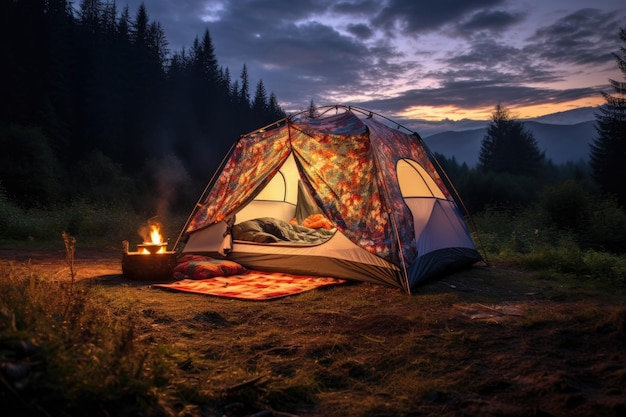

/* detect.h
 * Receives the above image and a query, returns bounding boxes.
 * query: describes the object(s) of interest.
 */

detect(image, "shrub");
[0,196,187,246]
[0,124,64,207]
[471,206,559,258]
[538,180,591,233]
[72,150,140,207]
[583,251,626,285]
[0,185,29,239]
[519,233,584,273]
[584,195,626,253]
[533,181,626,254]
[458,170,540,213]
[611,258,626,286]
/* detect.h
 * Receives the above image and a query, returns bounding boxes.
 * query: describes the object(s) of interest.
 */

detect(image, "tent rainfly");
[175,105,483,293]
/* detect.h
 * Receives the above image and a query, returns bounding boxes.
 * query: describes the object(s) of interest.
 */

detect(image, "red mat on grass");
[154,271,346,300]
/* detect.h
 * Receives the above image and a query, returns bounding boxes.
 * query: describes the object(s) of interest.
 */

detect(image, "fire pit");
[137,242,168,255]
[121,222,177,281]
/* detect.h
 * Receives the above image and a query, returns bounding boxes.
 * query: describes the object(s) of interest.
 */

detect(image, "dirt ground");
[2,246,625,417]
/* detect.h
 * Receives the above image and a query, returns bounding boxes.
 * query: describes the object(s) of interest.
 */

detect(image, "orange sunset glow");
[398,96,607,122]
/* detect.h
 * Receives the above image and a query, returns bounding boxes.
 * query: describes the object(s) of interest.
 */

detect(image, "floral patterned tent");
[181,106,482,292]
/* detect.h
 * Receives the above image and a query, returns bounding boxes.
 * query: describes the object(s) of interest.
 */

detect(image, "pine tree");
[230,79,240,104]
[590,28,626,206]
[307,99,319,118]
[132,3,149,46]
[192,29,218,83]
[268,93,285,118]
[238,64,251,109]
[0,0,290,204]
[252,79,268,113]
[147,21,169,69]
[478,103,544,176]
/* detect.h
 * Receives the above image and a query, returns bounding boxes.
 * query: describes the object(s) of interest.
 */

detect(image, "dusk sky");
[117,0,625,121]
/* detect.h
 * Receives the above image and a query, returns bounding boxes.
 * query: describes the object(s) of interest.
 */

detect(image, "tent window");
[396,158,445,199]
[255,170,287,201]
[253,153,299,204]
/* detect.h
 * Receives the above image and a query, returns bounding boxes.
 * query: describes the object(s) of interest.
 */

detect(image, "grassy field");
[1,242,625,417]
[1,192,626,416]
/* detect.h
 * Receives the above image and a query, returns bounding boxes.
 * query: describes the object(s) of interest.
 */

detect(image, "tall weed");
[0,261,169,415]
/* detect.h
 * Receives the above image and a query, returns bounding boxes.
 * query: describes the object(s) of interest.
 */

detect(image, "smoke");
[152,154,191,219]
[137,217,161,243]
[137,154,191,241]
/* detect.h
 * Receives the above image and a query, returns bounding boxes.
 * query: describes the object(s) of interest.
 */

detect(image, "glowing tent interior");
[175,105,483,293]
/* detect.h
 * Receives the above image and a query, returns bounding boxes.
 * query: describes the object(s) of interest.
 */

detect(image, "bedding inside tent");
[182,154,402,286]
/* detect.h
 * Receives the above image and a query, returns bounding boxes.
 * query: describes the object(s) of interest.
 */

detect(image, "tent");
[175,105,482,293]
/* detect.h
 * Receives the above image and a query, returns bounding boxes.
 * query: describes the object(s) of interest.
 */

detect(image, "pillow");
[173,255,247,280]
[302,213,334,230]
[177,254,215,264]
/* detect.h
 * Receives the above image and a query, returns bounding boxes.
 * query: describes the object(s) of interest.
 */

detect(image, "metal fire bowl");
[137,243,167,254]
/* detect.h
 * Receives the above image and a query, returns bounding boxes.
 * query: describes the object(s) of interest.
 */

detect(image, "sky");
[116,0,625,121]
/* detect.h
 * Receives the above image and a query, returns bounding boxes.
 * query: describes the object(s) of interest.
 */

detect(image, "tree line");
[0,0,285,210]
[437,27,626,216]
[1,1,624,226]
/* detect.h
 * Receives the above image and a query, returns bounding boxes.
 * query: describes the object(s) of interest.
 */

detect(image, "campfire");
[137,223,168,254]
[122,220,176,281]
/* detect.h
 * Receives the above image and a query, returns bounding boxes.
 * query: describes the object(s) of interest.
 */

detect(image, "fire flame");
[140,223,166,254]
[148,224,163,245]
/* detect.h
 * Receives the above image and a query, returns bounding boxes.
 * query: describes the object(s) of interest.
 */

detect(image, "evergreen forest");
[1,1,625,260]
[1,0,285,213]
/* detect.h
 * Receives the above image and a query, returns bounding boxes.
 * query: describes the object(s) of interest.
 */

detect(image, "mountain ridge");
[413,107,600,167]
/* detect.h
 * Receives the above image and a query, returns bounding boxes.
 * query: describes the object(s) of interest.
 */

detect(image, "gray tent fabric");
[295,180,323,224]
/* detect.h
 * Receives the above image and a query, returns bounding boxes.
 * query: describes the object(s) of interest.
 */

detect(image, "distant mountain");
[527,106,598,125]
[405,118,485,137]
[422,120,596,167]
[404,106,601,137]
[414,106,601,167]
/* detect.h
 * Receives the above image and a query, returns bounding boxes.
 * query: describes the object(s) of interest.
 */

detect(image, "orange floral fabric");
[186,110,449,267]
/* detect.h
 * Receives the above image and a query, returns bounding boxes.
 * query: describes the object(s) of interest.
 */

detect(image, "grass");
[0,262,169,415]
[1,248,625,416]
[0,197,188,249]
[1,198,626,415]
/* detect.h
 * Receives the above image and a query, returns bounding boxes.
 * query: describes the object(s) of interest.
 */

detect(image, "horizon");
[337,104,601,137]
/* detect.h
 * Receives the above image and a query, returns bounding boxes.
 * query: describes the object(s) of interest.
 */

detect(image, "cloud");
[525,8,623,66]
[353,82,604,116]
[353,4,622,116]
[372,0,505,34]
[456,9,525,33]
[116,0,625,118]
[346,23,375,39]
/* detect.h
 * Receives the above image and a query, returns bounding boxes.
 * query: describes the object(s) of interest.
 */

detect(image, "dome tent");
[175,105,482,293]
